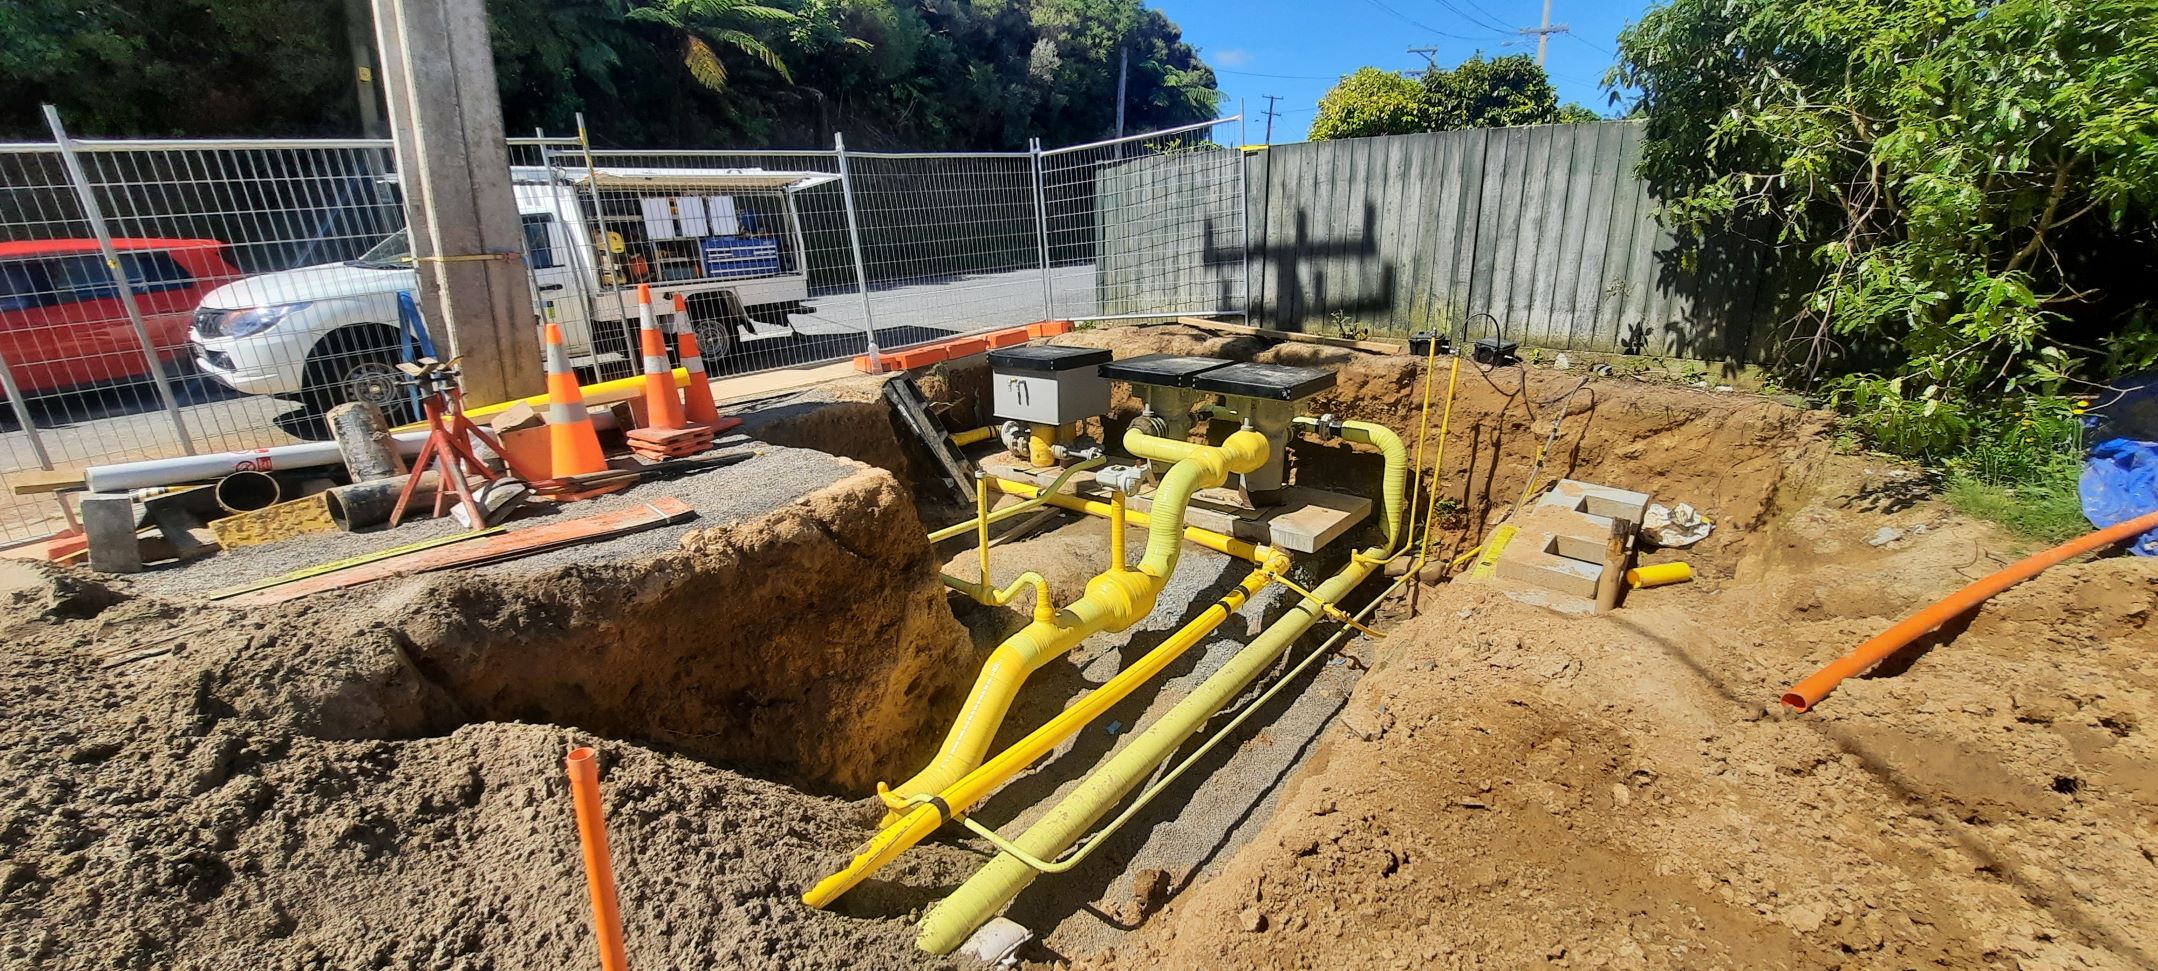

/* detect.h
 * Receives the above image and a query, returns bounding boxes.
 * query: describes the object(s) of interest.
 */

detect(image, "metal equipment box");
[989,345,1113,425]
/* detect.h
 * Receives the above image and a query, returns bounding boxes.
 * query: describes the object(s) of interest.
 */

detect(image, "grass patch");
[1943,460,2090,548]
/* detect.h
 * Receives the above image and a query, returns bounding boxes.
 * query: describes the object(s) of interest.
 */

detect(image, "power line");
[1427,0,1512,35]
[1564,32,1615,59]
[1355,0,1495,42]
[1217,68,1343,81]
[1452,0,1514,30]
[1261,94,1283,145]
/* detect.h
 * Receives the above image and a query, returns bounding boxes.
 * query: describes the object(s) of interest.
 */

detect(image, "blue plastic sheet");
[2080,437,2158,556]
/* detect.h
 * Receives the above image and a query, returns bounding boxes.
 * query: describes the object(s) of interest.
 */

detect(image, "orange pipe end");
[565,747,630,971]
[1782,506,2158,712]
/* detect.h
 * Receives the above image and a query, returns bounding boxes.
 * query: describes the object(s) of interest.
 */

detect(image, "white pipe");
[86,433,429,493]
[85,412,616,493]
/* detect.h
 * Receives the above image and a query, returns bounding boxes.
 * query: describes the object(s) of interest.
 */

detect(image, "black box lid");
[1096,354,1236,388]
[987,344,1114,373]
[1190,362,1337,401]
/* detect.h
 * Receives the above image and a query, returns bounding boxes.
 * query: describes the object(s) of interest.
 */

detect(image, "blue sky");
[1153,0,1646,143]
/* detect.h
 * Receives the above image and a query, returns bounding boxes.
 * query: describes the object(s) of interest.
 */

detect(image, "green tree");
[625,0,799,91]
[0,0,1222,151]
[1311,56,1597,140]
[1616,0,2158,457]
[1422,54,1568,129]
[1310,68,1431,140]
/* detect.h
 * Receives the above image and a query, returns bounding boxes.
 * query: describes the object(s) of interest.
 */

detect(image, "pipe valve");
[1096,463,1148,494]
[1054,437,1104,463]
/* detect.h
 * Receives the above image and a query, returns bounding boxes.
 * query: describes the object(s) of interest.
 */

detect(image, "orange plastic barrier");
[850,323,1059,373]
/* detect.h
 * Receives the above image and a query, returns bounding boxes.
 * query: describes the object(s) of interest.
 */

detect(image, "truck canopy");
[508,165,838,193]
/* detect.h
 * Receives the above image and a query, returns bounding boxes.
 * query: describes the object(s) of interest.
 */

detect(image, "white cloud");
[1215,48,1251,66]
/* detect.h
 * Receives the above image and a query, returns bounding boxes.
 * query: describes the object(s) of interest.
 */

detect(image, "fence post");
[0,349,53,470]
[1030,137,1054,321]
[42,105,197,456]
[832,132,881,373]
[1237,130,1253,322]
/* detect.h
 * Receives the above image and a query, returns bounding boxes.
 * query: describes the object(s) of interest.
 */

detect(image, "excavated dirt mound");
[0,465,985,970]
[1082,455,2157,971]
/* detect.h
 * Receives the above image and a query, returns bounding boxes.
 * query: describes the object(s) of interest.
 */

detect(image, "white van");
[189,165,836,413]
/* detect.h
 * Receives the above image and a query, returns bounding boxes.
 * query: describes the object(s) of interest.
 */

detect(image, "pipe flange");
[998,420,1031,459]
[1310,413,1344,440]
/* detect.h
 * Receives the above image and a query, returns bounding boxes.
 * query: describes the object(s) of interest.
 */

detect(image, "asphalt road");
[0,264,1102,541]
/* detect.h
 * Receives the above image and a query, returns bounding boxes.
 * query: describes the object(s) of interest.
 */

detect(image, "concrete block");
[1535,478,1651,527]
[80,494,143,574]
[1492,505,1610,599]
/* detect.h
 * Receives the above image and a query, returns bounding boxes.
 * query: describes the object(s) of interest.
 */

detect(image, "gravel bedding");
[124,443,858,599]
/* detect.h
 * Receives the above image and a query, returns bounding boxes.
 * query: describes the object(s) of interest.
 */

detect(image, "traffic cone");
[543,322,607,478]
[636,284,685,431]
[673,293,724,428]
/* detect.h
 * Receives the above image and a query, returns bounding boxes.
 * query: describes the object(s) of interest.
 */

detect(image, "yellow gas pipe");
[801,425,1272,915]
[927,457,1105,546]
[984,477,1266,563]
[916,418,1411,953]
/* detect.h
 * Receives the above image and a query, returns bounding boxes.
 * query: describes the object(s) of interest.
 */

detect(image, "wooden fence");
[1096,121,1799,364]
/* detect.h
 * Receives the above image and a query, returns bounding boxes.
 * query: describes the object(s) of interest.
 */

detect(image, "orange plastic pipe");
[1783,506,2158,712]
[565,747,630,971]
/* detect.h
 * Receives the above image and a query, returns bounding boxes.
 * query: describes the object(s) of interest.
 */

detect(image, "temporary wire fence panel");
[843,151,1045,349]
[544,148,850,381]
[1042,118,1248,322]
[0,117,1248,544]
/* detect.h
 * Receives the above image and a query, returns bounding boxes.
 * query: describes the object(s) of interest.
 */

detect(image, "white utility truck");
[189,166,836,414]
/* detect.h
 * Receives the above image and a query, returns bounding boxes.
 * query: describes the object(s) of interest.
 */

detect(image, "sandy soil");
[3,326,2151,970]
[1082,453,2157,971]
[0,466,983,970]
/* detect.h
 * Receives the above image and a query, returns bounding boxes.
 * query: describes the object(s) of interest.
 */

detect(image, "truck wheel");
[690,313,739,368]
[302,327,414,423]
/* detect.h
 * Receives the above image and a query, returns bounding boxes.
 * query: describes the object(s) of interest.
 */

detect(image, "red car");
[0,238,240,398]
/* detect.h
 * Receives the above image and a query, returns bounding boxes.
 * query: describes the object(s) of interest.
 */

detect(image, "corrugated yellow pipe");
[803,428,1269,909]
[950,426,997,446]
[805,550,1286,916]
[915,420,1411,954]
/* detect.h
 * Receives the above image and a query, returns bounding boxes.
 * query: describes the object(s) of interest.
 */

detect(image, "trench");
[35,328,1822,967]
[340,327,1821,925]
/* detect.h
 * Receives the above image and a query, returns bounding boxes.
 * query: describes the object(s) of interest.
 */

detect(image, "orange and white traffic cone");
[636,284,685,431]
[543,322,607,478]
[672,293,724,428]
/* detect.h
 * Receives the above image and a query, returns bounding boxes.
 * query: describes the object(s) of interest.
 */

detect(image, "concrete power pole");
[1114,46,1129,141]
[1519,0,1570,67]
[1406,46,1440,78]
[1261,95,1282,145]
[370,0,542,406]
[344,0,384,137]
